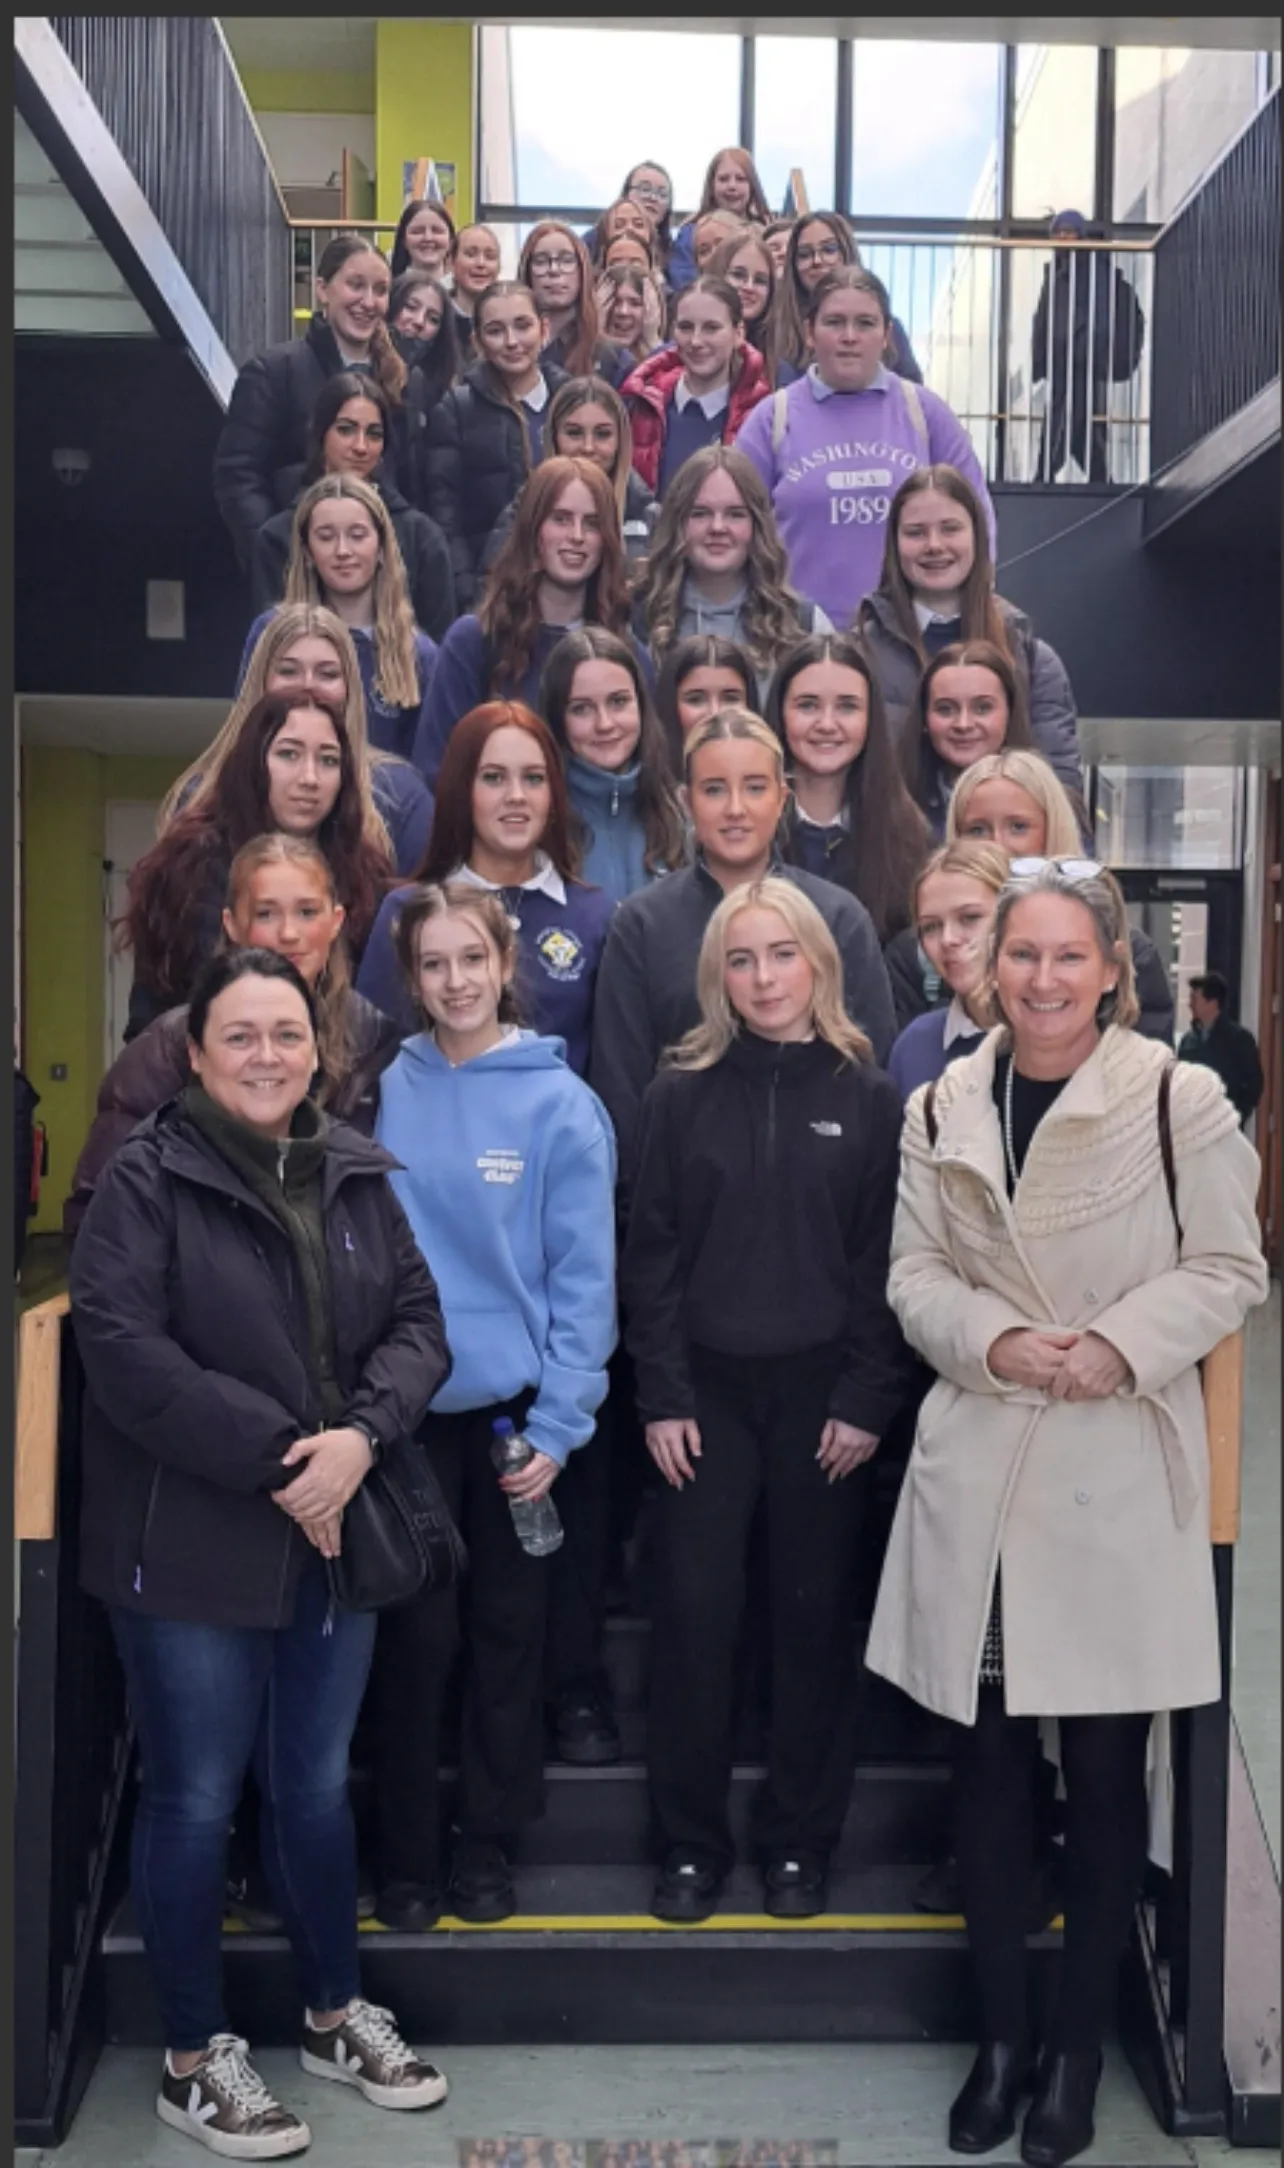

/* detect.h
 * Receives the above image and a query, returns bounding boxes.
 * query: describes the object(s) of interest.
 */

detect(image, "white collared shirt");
[451,853,568,906]
[806,361,893,402]
[913,597,963,632]
[674,377,731,419]
[942,995,983,1048]
[520,374,550,415]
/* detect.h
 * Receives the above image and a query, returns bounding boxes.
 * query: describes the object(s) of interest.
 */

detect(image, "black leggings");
[953,1686,1151,2052]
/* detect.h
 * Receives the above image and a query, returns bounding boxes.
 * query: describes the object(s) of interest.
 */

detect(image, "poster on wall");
[403,158,457,222]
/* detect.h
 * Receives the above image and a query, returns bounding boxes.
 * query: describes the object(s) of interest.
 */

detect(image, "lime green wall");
[374,20,474,229]
[21,750,186,1232]
[238,67,374,116]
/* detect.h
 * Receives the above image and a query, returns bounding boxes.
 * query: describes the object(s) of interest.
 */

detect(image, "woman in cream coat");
[867,856,1268,2168]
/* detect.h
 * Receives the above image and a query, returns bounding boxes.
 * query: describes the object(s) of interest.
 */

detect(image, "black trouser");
[544,1394,612,1705]
[647,1343,866,1874]
[1041,386,1110,482]
[365,1395,547,1885]
[952,1685,1152,2051]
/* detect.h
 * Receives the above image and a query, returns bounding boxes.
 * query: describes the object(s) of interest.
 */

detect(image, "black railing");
[1150,88,1280,468]
[47,14,292,366]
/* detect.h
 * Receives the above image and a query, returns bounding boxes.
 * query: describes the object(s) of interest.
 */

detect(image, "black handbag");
[326,1433,467,1612]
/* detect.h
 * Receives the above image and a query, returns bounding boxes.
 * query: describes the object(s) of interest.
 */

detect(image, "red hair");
[417,702,581,885]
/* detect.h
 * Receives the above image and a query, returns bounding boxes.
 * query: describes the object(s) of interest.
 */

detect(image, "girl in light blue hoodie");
[369,881,617,1931]
[540,628,688,906]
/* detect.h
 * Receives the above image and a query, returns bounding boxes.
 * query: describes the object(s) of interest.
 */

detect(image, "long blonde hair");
[946,748,1083,857]
[222,834,353,1095]
[284,475,420,712]
[160,604,391,864]
[668,875,872,1071]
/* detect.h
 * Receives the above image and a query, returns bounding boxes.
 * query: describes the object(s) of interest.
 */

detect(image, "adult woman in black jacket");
[70,948,451,2156]
[250,373,455,642]
[214,233,409,574]
[425,282,569,607]
[622,876,908,1924]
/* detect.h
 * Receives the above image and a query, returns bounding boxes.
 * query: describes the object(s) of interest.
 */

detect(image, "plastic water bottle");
[490,1418,563,1557]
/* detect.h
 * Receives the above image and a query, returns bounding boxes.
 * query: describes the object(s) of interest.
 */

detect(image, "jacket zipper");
[767,1048,782,1172]
[133,1467,162,1594]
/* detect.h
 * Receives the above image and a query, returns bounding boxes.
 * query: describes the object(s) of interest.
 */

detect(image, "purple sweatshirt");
[733,366,996,631]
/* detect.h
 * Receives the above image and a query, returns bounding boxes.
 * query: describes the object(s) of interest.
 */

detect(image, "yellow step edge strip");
[226,1912,1063,1935]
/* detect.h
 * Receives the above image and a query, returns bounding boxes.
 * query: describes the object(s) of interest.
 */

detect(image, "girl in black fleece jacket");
[622,875,910,1927]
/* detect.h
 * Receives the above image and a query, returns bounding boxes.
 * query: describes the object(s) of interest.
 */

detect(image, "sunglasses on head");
[1008,856,1104,882]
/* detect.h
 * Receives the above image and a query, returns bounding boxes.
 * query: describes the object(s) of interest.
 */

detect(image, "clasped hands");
[987,1327,1133,1400]
[271,1424,374,1560]
[644,1416,880,1491]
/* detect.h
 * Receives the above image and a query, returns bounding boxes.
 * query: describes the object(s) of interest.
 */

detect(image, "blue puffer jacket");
[566,755,670,906]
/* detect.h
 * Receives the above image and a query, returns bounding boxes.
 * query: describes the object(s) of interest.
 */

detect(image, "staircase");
[100,1608,1064,2048]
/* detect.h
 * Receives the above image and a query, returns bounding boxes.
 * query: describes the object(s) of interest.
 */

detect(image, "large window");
[849,41,1002,220]
[499,26,740,214]
[1113,47,1264,222]
[753,36,837,213]
[1012,45,1098,222]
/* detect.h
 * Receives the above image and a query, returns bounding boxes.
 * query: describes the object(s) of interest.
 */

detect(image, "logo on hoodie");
[535,926,586,981]
[477,1149,525,1186]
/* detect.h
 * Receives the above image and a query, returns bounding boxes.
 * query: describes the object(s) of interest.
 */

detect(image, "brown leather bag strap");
[923,1079,939,1148]
[1158,1061,1183,1247]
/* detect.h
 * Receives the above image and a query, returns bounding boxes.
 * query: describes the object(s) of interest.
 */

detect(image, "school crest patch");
[535,925,587,981]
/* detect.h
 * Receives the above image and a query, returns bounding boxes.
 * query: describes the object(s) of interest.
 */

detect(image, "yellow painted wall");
[21,750,186,1232]
[238,67,375,116]
[374,20,474,229]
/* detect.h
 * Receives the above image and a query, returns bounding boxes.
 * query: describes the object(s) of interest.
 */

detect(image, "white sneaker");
[300,1999,449,2110]
[156,2034,311,2157]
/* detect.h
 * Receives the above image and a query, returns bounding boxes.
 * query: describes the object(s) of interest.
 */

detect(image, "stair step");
[103,1866,1062,2046]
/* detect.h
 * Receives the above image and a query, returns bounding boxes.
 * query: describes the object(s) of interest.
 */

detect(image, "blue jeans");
[110,1555,376,2049]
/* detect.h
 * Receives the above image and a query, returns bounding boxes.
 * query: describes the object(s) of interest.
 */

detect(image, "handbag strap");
[923,1078,939,1147]
[1158,1060,1182,1247]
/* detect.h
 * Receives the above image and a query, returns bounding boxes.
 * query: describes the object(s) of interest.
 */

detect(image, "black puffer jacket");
[249,475,456,643]
[64,992,402,1241]
[71,1103,450,1630]
[425,359,569,607]
[882,922,1176,1044]
[214,317,412,572]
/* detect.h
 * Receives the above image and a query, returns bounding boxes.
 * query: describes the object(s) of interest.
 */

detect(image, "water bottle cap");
[492,1417,514,1437]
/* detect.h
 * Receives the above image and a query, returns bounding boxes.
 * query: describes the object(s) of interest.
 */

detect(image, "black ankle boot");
[1021,2049,1103,2167]
[949,2041,1035,2154]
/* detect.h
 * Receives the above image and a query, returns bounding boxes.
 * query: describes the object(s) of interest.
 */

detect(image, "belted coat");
[866,1025,1269,1724]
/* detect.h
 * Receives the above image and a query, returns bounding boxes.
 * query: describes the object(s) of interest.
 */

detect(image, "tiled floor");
[16,1293,1278,2167]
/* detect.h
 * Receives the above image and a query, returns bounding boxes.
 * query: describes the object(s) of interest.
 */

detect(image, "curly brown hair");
[639,445,806,676]
[477,456,633,693]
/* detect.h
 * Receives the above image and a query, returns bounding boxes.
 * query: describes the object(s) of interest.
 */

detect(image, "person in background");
[623,877,909,1922]
[767,632,929,943]
[357,702,614,1077]
[921,748,1173,1044]
[653,633,756,771]
[519,224,632,387]
[638,446,831,703]
[601,232,658,276]
[691,212,752,278]
[666,148,772,293]
[541,626,687,905]
[71,947,452,2156]
[1178,972,1264,1125]
[867,860,1268,2166]
[620,161,676,269]
[623,278,770,497]
[736,268,991,632]
[899,639,1033,843]
[390,196,456,280]
[250,374,455,644]
[388,271,463,496]
[708,231,778,385]
[590,708,896,1199]
[482,377,659,573]
[596,263,668,371]
[859,464,1082,802]
[371,883,616,1928]
[885,841,1008,1100]
[586,198,662,273]
[1032,210,1146,484]
[123,692,394,1036]
[68,833,401,1239]
[243,475,437,770]
[426,280,567,608]
[448,223,504,349]
[761,219,795,282]
[771,213,923,387]
[416,457,652,786]
[223,603,432,877]
[214,233,408,572]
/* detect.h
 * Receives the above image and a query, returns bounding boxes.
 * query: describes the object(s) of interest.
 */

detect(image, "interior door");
[1115,870,1244,1042]
[103,801,161,1065]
